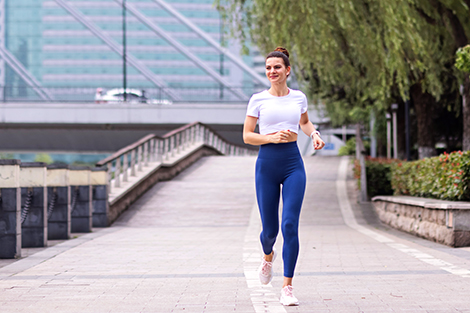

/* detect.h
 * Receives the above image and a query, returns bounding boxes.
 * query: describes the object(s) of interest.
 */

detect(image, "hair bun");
[274,47,289,58]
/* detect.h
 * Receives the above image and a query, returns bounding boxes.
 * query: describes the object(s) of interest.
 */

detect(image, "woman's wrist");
[267,134,275,144]
[310,130,321,139]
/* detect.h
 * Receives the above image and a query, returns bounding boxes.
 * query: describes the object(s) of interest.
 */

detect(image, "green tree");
[219,0,470,157]
[456,44,470,151]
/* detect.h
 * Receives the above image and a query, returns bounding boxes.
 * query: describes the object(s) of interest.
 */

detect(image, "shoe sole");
[280,301,299,306]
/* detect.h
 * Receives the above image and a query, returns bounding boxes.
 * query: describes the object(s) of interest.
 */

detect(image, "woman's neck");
[268,84,289,97]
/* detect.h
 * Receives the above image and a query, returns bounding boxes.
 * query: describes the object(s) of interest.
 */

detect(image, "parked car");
[95,88,172,105]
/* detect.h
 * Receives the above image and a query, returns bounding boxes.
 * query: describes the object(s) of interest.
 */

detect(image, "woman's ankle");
[283,277,293,287]
[264,251,274,262]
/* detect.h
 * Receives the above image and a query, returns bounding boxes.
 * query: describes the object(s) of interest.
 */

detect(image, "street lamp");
[385,112,391,159]
[219,14,224,100]
[122,0,127,102]
[391,103,398,159]
[404,97,411,161]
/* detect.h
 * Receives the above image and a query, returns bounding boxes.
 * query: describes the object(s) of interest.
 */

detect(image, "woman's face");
[265,57,290,84]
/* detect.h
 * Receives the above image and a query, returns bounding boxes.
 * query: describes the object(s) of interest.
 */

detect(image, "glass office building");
[2,0,266,102]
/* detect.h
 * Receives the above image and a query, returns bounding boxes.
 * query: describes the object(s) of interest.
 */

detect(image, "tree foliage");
[218,0,470,132]
[456,44,470,73]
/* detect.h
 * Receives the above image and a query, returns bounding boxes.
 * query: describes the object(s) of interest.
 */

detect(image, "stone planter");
[372,196,470,247]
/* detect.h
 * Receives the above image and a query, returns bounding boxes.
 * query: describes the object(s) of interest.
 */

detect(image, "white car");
[95,88,172,105]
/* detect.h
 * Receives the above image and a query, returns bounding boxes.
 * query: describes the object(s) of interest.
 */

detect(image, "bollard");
[0,159,21,258]
[91,167,109,227]
[20,162,47,248]
[46,164,71,240]
[69,166,92,233]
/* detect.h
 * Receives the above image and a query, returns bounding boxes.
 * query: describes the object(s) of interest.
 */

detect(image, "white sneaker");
[280,285,299,306]
[258,248,277,285]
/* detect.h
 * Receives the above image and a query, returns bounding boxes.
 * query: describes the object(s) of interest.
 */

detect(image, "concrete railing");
[96,121,255,225]
[372,195,470,247]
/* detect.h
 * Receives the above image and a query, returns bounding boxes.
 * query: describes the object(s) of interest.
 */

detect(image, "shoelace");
[283,285,294,297]
[260,259,273,276]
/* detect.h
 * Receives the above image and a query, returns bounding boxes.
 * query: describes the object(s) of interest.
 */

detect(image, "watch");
[310,130,321,139]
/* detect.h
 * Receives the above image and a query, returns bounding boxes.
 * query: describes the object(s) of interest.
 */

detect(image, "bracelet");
[310,130,321,139]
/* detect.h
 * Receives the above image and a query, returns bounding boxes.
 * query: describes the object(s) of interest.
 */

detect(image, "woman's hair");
[266,47,290,67]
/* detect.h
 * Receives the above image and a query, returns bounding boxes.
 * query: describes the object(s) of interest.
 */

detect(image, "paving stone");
[0,156,470,312]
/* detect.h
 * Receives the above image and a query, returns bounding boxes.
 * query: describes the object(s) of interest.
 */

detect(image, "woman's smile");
[266,57,288,83]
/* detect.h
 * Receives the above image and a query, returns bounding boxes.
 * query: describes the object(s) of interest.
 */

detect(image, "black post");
[20,162,48,248]
[46,164,71,240]
[91,167,109,227]
[69,166,92,233]
[0,159,22,259]
[405,98,411,161]
[123,0,127,102]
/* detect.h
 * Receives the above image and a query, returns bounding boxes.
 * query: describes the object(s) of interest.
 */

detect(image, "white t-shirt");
[246,89,308,135]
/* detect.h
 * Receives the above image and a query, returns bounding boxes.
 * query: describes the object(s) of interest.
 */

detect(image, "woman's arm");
[243,116,293,146]
[299,112,325,150]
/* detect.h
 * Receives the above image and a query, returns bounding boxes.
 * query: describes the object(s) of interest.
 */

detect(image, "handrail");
[95,122,256,193]
[161,121,199,139]
[96,133,157,166]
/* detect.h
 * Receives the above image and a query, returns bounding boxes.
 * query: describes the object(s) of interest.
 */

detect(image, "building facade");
[2,0,267,102]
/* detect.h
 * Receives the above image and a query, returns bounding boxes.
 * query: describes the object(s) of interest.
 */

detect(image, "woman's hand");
[270,130,296,144]
[313,134,325,150]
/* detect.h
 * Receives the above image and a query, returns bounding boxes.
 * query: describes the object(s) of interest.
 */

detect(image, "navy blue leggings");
[255,141,306,278]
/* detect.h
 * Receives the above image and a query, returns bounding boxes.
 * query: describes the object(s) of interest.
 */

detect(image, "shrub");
[391,151,470,201]
[354,157,398,198]
[338,137,371,156]
[34,153,53,164]
[339,137,356,156]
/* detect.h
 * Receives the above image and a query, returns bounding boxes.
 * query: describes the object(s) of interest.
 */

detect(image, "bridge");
[0,123,470,311]
[0,101,350,157]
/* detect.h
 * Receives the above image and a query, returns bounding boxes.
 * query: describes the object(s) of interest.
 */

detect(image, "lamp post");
[386,112,391,159]
[391,103,398,159]
[219,16,224,100]
[405,98,410,160]
[122,0,127,102]
[370,111,377,157]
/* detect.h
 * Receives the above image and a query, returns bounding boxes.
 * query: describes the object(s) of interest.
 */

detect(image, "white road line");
[244,203,287,313]
[337,156,470,278]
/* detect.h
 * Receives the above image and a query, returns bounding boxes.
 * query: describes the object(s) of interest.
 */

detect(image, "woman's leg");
[255,157,282,256]
[280,162,306,279]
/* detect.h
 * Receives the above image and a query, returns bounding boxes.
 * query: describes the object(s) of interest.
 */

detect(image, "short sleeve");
[246,95,260,118]
[301,93,308,114]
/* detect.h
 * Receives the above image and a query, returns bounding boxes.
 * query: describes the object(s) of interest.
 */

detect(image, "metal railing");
[96,122,256,193]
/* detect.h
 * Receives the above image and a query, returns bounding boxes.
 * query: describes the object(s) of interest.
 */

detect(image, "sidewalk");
[1,155,470,312]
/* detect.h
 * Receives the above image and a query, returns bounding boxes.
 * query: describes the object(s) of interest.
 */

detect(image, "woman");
[243,47,325,306]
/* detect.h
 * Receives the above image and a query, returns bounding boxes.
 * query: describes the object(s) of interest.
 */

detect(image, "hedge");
[354,157,398,198]
[391,151,470,201]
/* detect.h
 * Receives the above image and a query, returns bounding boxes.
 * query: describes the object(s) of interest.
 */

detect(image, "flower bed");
[391,151,470,201]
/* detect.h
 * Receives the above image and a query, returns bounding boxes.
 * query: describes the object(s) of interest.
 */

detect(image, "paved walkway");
[1,155,470,312]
